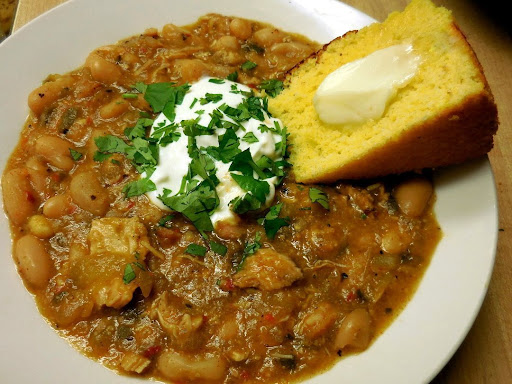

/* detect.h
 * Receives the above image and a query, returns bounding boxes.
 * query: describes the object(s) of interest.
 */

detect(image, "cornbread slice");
[268,0,498,182]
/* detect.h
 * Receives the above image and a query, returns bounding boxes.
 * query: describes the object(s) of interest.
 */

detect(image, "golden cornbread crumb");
[268,0,498,182]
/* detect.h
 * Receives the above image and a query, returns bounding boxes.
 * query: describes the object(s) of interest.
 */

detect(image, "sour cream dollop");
[145,77,286,226]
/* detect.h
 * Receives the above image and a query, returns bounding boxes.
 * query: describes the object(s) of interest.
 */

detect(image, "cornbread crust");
[268,0,498,182]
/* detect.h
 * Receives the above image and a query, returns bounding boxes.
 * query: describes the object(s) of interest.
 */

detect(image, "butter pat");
[313,44,420,125]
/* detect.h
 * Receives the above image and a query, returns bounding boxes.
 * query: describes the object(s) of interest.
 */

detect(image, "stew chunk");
[80,216,152,309]
[233,248,302,290]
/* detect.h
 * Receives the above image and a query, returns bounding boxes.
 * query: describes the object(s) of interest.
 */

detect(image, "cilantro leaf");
[123,178,156,198]
[200,93,223,105]
[143,82,191,121]
[241,61,257,71]
[132,82,147,94]
[186,243,207,257]
[237,232,261,271]
[259,203,289,239]
[125,118,154,140]
[210,241,227,256]
[229,149,266,179]
[93,151,112,162]
[227,71,238,82]
[309,187,330,210]
[159,181,218,233]
[206,128,241,163]
[258,79,284,98]
[158,214,175,228]
[95,135,130,154]
[123,264,136,284]
[230,193,263,214]
[230,174,269,203]
[69,148,83,161]
[242,132,259,144]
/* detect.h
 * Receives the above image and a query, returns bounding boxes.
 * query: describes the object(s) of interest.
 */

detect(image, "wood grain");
[12,0,512,382]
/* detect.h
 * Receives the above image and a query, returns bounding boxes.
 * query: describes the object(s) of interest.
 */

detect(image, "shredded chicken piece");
[121,352,151,374]
[84,216,152,309]
[149,292,204,338]
[233,248,302,290]
[295,302,337,340]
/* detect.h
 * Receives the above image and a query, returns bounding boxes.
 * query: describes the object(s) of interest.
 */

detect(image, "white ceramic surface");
[0,1,498,383]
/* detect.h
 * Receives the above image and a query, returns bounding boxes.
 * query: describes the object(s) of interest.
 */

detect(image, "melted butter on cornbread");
[313,44,420,125]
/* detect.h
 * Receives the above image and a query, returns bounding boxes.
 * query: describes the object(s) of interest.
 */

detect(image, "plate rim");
[0,1,498,383]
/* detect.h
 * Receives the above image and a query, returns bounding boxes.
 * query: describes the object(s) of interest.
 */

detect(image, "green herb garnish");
[227,71,238,81]
[237,232,261,271]
[258,79,284,98]
[122,178,156,198]
[123,264,136,284]
[185,243,207,257]
[241,61,257,71]
[158,214,175,228]
[210,241,227,256]
[242,132,259,143]
[69,148,83,161]
[258,203,289,239]
[309,187,330,210]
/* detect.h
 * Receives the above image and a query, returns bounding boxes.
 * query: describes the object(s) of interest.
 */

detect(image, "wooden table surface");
[11,0,512,382]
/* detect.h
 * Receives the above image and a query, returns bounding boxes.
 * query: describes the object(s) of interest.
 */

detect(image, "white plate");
[0,1,498,383]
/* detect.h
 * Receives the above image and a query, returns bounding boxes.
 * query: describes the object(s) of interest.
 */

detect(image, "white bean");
[229,18,252,40]
[1,168,37,225]
[157,351,227,382]
[28,77,74,115]
[14,234,53,288]
[393,177,433,218]
[35,135,75,171]
[85,53,121,84]
[334,308,371,350]
[69,171,110,216]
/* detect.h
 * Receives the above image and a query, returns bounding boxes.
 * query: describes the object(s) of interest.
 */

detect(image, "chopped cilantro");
[230,174,269,203]
[123,178,156,198]
[237,232,261,271]
[206,128,241,163]
[122,93,138,99]
[241,61,257,71]
[142,82,190,121]
[159,181,218,234]
[185,243,207,257]
[158,214,175,228]
[229,149,266,179]
[227,71,238,82]
[132,82,147,94]
[123,264,136,284]
[242,132,259,143]
[93,151,112,162]
[95,135,130,153]
[125,118,153,140]
[200,93,223,105]
[210,241,227,256]
[69,148,83,161]
[230,193,263,214]
[309,187,330,210]
[258,203,289,239]
[258,79,284,98]
[208,78,225,84]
